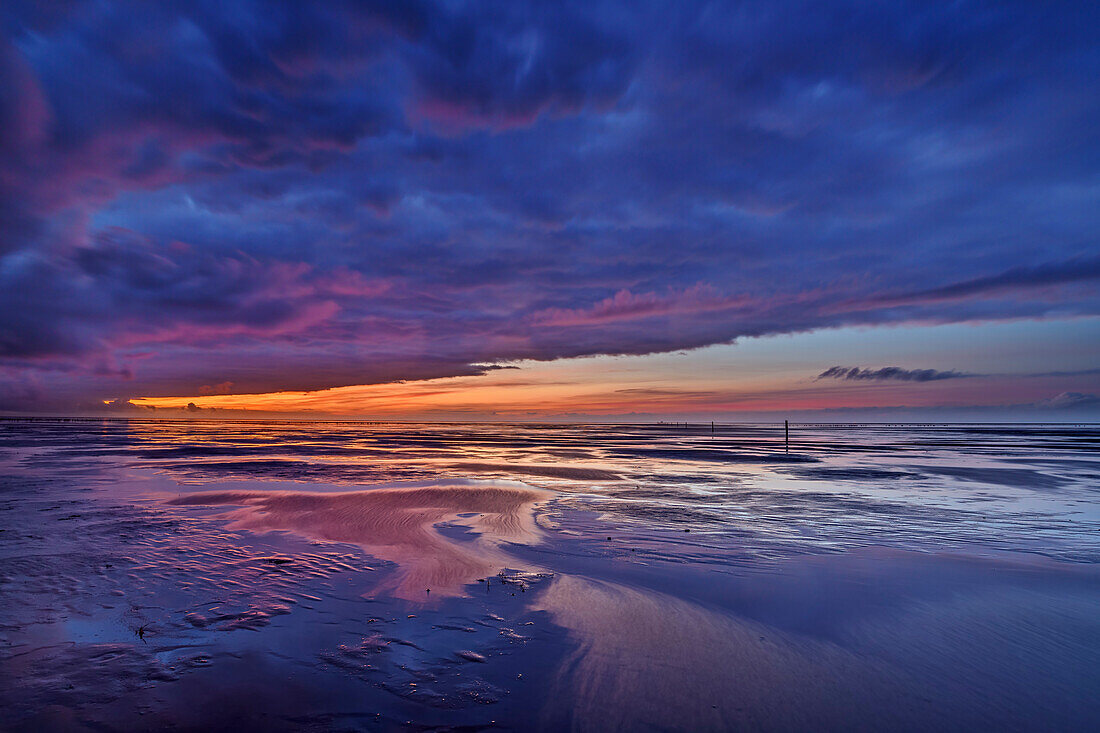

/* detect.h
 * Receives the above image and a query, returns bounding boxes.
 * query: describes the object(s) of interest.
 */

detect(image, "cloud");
[405,1,637,132]
[86,397,218,414]
[0,227,340,360]
[876,255,1100,306]
[97,398,155,412]
[199,381,234,395]
[535,285,753,326]
[817,366,977,382]
[0,1,1097,410]
[1033,392,1100,410]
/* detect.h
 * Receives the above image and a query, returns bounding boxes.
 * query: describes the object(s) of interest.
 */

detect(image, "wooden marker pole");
[785,419,789,452]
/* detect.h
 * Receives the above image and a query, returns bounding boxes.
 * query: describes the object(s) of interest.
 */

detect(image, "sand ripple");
[169,484,553,600]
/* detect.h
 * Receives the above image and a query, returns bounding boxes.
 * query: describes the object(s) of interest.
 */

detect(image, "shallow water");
[1,420,1098,731]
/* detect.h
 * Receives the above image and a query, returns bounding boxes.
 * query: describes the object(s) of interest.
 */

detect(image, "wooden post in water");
[785,419,789,453]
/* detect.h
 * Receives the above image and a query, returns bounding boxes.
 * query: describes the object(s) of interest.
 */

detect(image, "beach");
[2,420,1099,731]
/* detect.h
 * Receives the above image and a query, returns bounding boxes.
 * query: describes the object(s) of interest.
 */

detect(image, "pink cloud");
[535,284,755,327]
[408,97,547,136]
[312,267,394,298]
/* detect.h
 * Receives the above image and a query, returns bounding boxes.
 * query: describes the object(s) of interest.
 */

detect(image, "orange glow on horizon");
[129,352,1007,418]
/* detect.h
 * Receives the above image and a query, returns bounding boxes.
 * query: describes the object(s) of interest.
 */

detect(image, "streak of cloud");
[817,366,977,382]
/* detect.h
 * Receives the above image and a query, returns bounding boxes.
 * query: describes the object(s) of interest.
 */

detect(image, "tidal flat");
[1,420,1098,731]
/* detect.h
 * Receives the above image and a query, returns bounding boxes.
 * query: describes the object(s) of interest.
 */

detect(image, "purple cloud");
[0,1,1098,411]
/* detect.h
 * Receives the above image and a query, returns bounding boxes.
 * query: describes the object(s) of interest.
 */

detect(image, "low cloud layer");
[817,366,976,382]
[1034,392,1100,410]
[1,1,1098,411]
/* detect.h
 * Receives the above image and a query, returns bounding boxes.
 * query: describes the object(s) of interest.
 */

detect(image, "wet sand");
[1,421,1099,731]
[168,485,552,599]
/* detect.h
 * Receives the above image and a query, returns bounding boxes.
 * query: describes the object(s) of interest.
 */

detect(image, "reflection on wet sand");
[531,555,1100,732]
[3,421,1099,731]
[531,575,915,731]
[169,484,552,600]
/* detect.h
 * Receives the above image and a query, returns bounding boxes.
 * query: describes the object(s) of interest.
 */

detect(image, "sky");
[1,0,1098,420]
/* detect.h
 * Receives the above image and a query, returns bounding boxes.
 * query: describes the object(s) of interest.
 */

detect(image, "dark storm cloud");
[817,367,977,382]
[0,0,1098,409]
